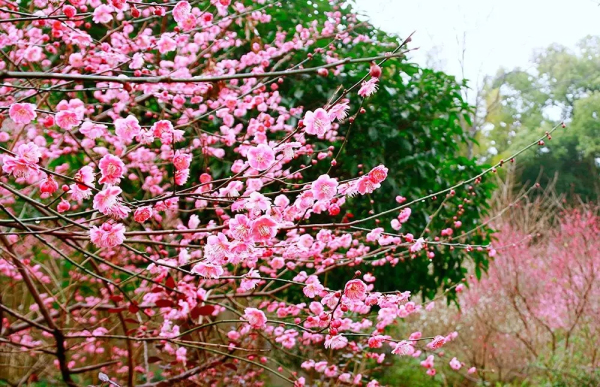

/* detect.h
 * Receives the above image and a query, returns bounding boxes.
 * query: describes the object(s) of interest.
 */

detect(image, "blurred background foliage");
[471,35,600,201]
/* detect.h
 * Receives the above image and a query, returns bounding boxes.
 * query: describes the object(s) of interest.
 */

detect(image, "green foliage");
[476,36,600,201]
[263,1,495,298]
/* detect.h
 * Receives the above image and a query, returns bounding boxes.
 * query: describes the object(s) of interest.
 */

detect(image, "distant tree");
[470,36,600,200]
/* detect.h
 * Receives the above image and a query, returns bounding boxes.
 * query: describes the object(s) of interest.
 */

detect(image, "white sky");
[355,0,600,95]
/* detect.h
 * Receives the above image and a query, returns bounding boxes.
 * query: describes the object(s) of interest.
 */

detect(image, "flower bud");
[369,62,382,78]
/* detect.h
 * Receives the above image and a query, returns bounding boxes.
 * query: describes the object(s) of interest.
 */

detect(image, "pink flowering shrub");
[402,197,600,385]
[0,0,559,386]
[456,207,600,385]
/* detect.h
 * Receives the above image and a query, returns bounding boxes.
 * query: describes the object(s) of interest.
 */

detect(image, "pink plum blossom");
[358,78,379,97]
[427,335,446,350]
[191,262,224,279]
[398,208,411,223]
[242,308,267,328]
[9,103,37,124]
[251,216,278,242]
[93,186,122,216]
[304,108,331,136]
[392,341,415,356]
[90,223,126,248]
[98,155,126,185]
[2,142,41,178]
[324,335,348,349]
[133,206,153,223]
[344,279,368,301]
[92,4,113,23]
[311,174,338,201]
[410,238,425,253]
[247,144,275,171]
[420,355,434,369]
[449,357,462,370]
[368,165,388,184]
[55,110,81,130]
[114,115,142,143]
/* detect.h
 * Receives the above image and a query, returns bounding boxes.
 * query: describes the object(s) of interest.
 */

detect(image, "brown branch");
[0,52,410,85]
[135,356,227,387]
[0,302,54,334]
[70,360,119,375]
[0,235,75,387]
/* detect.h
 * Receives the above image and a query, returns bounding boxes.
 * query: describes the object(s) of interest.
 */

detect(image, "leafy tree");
[267,0,496,299]
[474,36,600,200]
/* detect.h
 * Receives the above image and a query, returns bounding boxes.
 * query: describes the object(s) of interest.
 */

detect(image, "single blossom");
[245,191,271,213]
[239,269,261,291]
[57,199,71,213]
[303,280,324,299]
[251,216,278,242]
[75,165,95,186]
[92,4,113,23]
[420,354,435,369]
[358,78,379,97]
[368,335,389,348]
[133,206,153,223]
[229,214,252,241]
[391,341,415,356]
[69,166,95,200]
[247,144,275,171]
[242,308,267,328]
[368,165,388,184]
[55,110,81,130]
[98,154,126,185]
[427,335,446,350]
[173,150,192,171]
[90,222,126,248]
[157,34,177,54]
[303,108,331,136]
[398,208,412,223]
[311,174,338,201]
[172,1,191,22]
[410,237,425,253]
[324,335,348,349]
[328,101,349,121]
[9,103,37,124]
[80,121,107,139]
[191,262,224,279]
[40,177,58,198]
[344,279,368,301]
[93,186,123,216]
[174,169,189,186]
[114,115,142,143]
[449,357,462,370]
[205,233,230,264]
[356,175,379,195]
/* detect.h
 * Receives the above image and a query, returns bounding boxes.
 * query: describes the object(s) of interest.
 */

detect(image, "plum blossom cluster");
[0,0,492,385]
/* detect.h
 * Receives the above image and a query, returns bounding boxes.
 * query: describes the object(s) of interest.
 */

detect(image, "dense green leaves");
[259,0,495,299]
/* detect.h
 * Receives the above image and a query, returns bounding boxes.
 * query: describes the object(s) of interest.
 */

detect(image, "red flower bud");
[328,204,340,216]
[369,63,382,78]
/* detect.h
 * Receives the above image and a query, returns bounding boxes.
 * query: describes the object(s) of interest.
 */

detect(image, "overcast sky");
[355,0,600,93]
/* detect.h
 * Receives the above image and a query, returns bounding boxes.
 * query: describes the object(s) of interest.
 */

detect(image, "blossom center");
[258,225,270,237]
